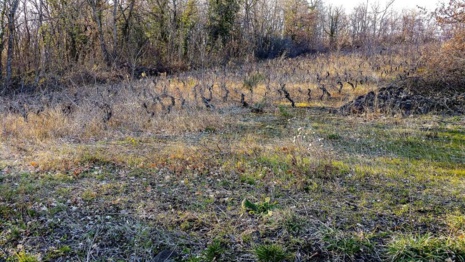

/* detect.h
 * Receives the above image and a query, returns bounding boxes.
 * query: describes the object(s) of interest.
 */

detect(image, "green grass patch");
[387,233,465,261]
[323,229,374,258]
[254,244,289,262]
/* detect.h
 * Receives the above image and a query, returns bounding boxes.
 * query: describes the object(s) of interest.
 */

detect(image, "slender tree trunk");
[0,1,8,85]
[34,0,44,87]
[120,0,135,46]
[5,0,20,91]
[88,0,111,66]
[23,0,31,72]
[112,0,118,62]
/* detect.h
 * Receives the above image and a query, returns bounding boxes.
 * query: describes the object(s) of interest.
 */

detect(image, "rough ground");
[339,79,465,116]
[1,106,465,261]
[1,52,465,261]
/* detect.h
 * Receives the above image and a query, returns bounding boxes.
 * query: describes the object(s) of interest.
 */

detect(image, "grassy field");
[1,51,465,261]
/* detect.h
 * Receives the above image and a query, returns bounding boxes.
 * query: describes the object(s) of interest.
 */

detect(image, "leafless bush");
[422,31,465,91]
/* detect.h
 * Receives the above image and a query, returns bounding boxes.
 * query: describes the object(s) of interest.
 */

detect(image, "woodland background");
[0,0,463,95]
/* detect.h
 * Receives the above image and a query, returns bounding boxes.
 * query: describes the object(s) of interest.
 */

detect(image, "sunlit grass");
[0,52,464,261]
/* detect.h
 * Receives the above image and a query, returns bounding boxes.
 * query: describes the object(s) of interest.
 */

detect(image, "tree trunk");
[5,0,20,92]
[88,0,111,66]
[112,0,118,61]
[0,1,8,86]
[34,0,45,87]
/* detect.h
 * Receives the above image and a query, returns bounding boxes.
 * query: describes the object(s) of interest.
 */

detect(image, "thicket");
[0,0,461,95]
[421,0,465,92]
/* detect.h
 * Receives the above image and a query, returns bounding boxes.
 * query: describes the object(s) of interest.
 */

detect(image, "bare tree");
[350,2,369,48]
[368,0,395,51]
[324,5,344,50]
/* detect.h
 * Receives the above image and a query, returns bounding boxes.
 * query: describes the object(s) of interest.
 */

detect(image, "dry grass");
[0,50,416,150]
[2,49,464,261]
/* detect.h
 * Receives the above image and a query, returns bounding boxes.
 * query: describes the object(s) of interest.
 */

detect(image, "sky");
[324,0,442,12]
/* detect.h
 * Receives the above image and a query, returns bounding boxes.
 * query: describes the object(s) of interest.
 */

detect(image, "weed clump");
[241,197,277,216]
[254,244,289,262]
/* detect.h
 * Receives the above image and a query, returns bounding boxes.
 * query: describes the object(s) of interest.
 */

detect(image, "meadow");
[1,49,465,261]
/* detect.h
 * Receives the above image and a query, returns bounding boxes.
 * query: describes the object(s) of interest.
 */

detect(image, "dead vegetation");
[339,82,465,116]
[1,49,465,261]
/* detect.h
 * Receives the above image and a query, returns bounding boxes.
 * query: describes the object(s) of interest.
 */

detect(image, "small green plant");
[0,205,14,219]
[278,105,292,118]
[186,256,202,262]
[239,174,256,185]
[283,212,306,235]
[204,239,224,261]
[187,239,226,262]
[243,73,264,93]
[242,197,277,216]
[254,244,288,262]
[7,225,23,242]
[327,133,341,140]
[204,126,217,133]
[14,251,39,262]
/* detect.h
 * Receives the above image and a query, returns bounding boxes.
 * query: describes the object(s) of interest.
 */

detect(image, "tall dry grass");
[0,49,422,170]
